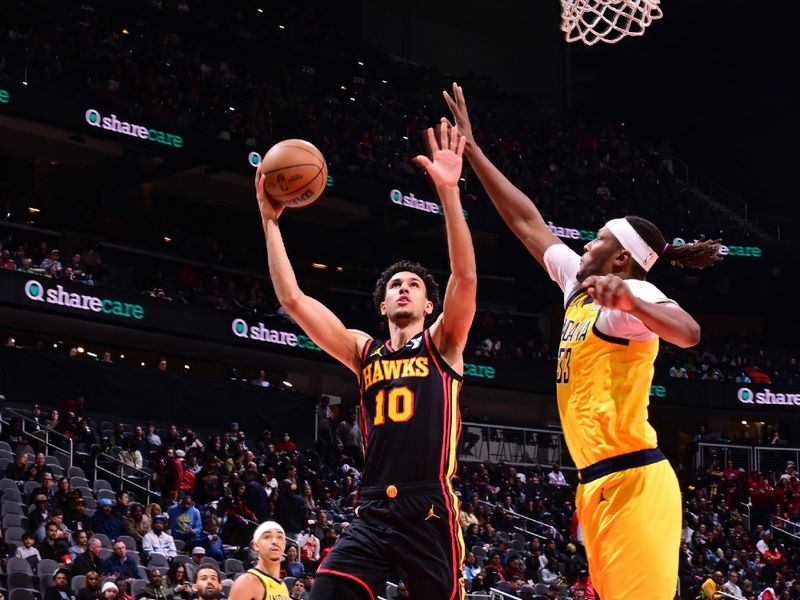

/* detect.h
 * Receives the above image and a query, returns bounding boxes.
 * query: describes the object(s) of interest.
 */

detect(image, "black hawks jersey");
[358,329,463,487]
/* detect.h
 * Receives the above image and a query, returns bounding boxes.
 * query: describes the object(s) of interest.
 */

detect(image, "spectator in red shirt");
[275,432,297,454]
[0,250,17,270]
[571,570,596,600]
[762,542,783,568]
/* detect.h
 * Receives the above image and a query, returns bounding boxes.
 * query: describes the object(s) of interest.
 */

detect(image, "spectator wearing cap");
[571,569,596,600]
[105,540,138,582]
[30,403,47,432]
[142,514,177,558]
[40,249,63,272]
[101,582,119,600]
[184,547,207,583]
[44,568,76,600]
[64,494,91,534]
[92,498,125,541]
[71,539,106,576]
[167,495,203,545]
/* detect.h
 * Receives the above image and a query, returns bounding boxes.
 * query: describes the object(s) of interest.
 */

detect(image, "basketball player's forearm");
[439,185,477,280]
[464,145,559,264]
[263,219,303,305]
[628,299,701,348]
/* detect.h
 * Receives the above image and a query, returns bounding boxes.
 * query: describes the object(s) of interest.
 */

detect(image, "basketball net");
[560,0,662,45]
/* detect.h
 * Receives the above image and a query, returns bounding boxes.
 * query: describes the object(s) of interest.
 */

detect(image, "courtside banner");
[0,270,511,387]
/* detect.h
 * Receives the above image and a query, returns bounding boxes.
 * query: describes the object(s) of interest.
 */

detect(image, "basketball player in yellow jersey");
[229,521,289,600]
[444,83,721,600]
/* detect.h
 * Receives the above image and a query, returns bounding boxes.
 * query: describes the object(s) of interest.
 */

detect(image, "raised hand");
[442,82,475,150]
[255,162,285,222]
[413,122,466,189]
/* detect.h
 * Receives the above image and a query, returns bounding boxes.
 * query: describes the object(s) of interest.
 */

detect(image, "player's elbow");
[676,322,701,348]
[277,291,303,312]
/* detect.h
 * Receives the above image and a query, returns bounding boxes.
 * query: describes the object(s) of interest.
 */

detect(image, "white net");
[560,0,663,46]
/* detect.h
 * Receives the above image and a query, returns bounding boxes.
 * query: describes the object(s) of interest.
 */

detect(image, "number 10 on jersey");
[373,386,416,425]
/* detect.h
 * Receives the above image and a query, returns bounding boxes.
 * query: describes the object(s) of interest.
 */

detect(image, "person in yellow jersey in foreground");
[443,82,722,600]
[229,521,289,600]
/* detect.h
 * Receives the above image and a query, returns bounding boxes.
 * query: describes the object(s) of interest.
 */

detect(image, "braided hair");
[625,216,722,275]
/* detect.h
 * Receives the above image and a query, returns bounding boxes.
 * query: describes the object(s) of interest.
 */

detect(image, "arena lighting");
[358,61,364,66]
[282,381,293,388]
[121,29,129,35]
[340,85,347,90]
[120,354,125,359]
[336,266,344,272]
[163,236,172,242]
[257,8,263,13]
[381,80,388,84]
[184,364,190,370]
[140,362,145,367]
[228,106,236,111]
[278,24,285,29]
[28,207,40,214]
[53,344,57,348]
[86,352,98,358]
[349,97,356,102]
[742,420,748,425]
[77,347,85,353]
[311,263,327,270]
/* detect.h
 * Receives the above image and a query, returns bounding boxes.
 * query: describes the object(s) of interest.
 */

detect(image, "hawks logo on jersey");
[361,357,429,389]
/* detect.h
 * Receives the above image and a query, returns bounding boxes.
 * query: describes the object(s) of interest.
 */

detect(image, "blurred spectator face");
[101,351,112,363]
[53,571,69,589]
[89,539,102,557]
[113,541,127,558]
[86,572,101,589]
[69,347,78,357]
[291,581,304,598]
[153,518,165,533]
[397,583,410,598]
[158,359,167,371]
[149,570,163,586]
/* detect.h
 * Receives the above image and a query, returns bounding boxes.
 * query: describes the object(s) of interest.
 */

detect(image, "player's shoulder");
[625,278,672,303]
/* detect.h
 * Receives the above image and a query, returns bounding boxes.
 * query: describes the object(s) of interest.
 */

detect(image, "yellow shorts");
[576,458,681,600]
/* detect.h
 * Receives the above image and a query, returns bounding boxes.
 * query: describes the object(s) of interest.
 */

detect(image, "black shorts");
[316,481,465,600]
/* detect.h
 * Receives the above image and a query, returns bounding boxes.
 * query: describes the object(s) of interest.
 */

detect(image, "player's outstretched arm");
[257,168,370,375]
[583,274,701,348]
[414,124,477,371]
[443,83,562,269]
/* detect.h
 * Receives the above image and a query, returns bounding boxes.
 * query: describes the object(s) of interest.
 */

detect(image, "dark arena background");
[2,1,800,599]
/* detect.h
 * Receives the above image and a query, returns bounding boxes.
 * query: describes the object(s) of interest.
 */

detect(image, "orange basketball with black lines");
[261,139,327,208]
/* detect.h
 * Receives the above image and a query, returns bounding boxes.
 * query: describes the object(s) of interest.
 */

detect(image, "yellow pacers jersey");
[557,288,659,469]
[246,568,290,600]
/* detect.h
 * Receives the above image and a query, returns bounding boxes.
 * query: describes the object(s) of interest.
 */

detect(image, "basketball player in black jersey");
[257,123,476,600]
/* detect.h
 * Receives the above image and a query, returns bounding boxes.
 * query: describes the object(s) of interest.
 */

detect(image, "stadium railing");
[0,406,74,469]
[695,441,800,476]
[771,515,800,542]
[476,499,558,541]
[461,421,575,474]
[93,451,161,505]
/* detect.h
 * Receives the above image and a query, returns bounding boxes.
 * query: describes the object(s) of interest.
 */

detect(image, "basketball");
[261,139,328,208]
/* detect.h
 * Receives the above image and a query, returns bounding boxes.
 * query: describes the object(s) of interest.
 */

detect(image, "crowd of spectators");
[4,399,800,599]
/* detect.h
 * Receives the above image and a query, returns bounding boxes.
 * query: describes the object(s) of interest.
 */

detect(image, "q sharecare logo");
[737,386,800,406]
[24,280,144,319]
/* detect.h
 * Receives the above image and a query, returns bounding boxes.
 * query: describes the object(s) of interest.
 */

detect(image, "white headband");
[605,218,659,272]
[252,521,285,544]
